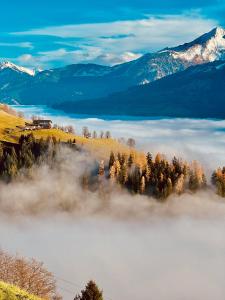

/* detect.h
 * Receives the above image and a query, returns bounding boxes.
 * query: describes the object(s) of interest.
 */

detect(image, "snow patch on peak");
[0,61,35,76]
[169,27,225,63]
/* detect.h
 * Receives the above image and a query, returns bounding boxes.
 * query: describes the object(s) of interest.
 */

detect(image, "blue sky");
[0,0,224,69]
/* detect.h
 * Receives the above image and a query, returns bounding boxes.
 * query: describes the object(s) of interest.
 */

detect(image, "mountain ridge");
[54,60,225,118]
[0,26,224,107]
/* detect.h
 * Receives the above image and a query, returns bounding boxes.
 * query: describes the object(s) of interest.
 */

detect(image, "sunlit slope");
[0,107,144,162]
[0,281,43,300]
[0,110,25,142]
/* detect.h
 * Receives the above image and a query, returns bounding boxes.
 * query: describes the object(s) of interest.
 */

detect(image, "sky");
[0,0,224,69]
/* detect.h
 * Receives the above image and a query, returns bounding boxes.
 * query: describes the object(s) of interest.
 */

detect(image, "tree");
[108,151,115,169]
[105,131,111,139]
[67,125,75,134]
[75,280,103,300]
[146,152,153,167]
[118,163,128,185]
[0,143,3,160]
[175,174,185,194]
[82,127,90,138]
[92,131,97,139]
[2,149,18,181]
[128,152,134,167]
[98,160,105,177]
[140,176,146,194]
[189,171,198,191]
[0,250,59,299]
[127,138,136,148]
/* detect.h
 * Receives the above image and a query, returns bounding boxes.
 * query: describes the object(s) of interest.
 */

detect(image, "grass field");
[0,281,43,300]
[0,105,145,163]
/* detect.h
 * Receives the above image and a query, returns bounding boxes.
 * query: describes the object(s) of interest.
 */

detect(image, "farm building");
[33,120,52,129]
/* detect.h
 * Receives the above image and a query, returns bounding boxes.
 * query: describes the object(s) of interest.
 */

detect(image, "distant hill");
[0,27,225,106]
[0,281,43,300]
[54,60,225,118]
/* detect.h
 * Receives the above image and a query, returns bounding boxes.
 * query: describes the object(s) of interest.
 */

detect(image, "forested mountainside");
[54,60,225,118]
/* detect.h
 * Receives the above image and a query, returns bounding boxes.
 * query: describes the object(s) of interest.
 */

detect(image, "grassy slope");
[0,110,25,142]
[0,281,43,300]
[0,107,145,163]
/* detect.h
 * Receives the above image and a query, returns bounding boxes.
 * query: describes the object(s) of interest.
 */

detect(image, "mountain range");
[0,27,225,117]
[55,60,225,118]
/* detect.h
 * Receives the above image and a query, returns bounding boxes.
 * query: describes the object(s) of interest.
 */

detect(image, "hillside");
[0,281,43,300]
[0,27,224,106]
[0,105,141,162]
[54,60,225,118]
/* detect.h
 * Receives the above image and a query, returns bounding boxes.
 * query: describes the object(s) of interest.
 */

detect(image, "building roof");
[33,119,52,123]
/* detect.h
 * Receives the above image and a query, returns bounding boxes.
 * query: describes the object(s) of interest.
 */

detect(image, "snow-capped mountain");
[111,26,225,86]
[0,61,35,76]
[0,27,224,105]
[55,60,225,118]
[167,27,225,63]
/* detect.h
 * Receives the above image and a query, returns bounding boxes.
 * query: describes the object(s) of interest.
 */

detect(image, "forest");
[0,133,224,200]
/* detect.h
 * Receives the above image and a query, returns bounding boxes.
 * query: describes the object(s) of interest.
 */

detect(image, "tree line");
[0,134,76,182]
[95,151,207,199]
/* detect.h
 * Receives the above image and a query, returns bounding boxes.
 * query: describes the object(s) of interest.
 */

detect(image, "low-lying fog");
[13,105,225,170]
[1,105,225,300]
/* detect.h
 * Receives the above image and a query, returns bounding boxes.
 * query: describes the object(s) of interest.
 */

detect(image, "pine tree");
[146,152,153,167]
[3,149,18,181]
[108,151,115,169]
[118,163,128,185]
[128,152,134,167]
[189,171,198,191]
[0,143,3,160]
[140,176,146,194]
[98,160,105,176]
[74,280,103,300]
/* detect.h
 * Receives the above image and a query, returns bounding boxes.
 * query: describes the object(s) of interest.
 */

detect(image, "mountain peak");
[0,60,35,76]
[210,26,225,37]
[165,26,225,63]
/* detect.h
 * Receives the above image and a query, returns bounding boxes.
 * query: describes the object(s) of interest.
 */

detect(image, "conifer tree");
[146,152,153,167]
[74,280,103,300]
[128,152,134,167]
[108,151,115,169]
[118,163,128,185]
[140,176,146,194]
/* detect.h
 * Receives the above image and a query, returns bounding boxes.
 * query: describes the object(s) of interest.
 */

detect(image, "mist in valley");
[1,106,225,299]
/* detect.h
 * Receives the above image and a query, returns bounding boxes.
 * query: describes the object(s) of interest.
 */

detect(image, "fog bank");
[1,216,225,300]
[13,105,225,171]
[2,105,225,300]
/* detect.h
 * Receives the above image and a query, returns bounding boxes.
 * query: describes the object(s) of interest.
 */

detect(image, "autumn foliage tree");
[212,167,225,197]
[106,151,207,199]
[0,250,60,299]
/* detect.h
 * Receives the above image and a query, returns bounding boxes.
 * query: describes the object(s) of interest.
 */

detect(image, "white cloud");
[0,42,33,49]
[15,47,141,68]
[13,13,217,53]
[10,13,218,68]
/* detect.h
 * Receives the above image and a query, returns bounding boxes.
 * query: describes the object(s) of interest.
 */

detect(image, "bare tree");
[105,131,111,139]
[82,126,90,138]
[127,138,136,148]
[92,131,97,139]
